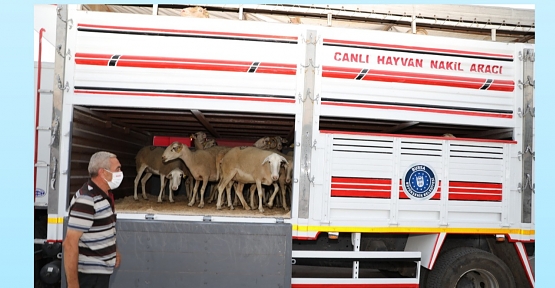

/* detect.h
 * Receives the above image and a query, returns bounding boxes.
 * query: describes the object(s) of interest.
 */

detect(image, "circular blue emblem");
[36,188,46,198]
[402,163,438,200]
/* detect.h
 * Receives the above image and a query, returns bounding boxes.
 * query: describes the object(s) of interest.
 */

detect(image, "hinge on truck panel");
[519,50,536,62]
[50,156,57,190]
[517,76,535,89]
[145,214,155,220]
[56,75,69,92]
[50,116,59,146]
[56,6,73,29]
[56,45,71,60]
[301,34,320,45]
[518,145,535,161]
[517,104,535,118]
[518,174,535,194]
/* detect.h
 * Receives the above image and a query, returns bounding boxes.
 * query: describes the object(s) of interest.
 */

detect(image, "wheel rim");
[456,269,499,288]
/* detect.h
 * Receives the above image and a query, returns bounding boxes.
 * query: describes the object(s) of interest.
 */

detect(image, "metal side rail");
[291,233,421,287]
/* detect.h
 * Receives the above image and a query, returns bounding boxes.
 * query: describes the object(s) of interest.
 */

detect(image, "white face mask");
[104,169,124,190]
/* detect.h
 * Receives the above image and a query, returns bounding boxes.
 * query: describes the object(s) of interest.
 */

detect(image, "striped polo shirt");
[67,180,117,274]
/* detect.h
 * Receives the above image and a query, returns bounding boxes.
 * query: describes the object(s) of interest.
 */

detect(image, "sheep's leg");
[249,184,257,210]
[216,175,234,210]
[226,181,235,210]
[168,183,175,203]
[281,181,289,211]
[256,181,265,213]
[232,182,250,211]
[233,182,239,207]
[267,183,280,209]
[209,184,219,204]
[134,164,148,200]
[140,172,153,201]
[188,179,200,207]
[158,175,167,203]
[188,179,194,202]
[198,179,209,208]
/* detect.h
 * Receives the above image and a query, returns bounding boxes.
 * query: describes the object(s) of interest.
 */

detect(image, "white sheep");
[134,146,189,203]
[162,141,230,208]
[241,152,293,211]
[216,146,288,213]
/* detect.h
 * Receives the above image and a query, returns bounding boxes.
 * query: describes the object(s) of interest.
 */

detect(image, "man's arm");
[63,229,84,288]
[115,246,121,268]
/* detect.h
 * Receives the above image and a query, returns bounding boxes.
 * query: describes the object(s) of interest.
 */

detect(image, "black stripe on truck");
[108,55,121,67]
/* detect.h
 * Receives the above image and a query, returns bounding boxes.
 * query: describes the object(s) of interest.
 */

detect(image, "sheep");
[216,146,288,213]
[253,136,288,151]
[191,131,217,150]
[267,153,293,210]
[180,6,209,18]
[203,138,216,149]
[443,133,456,138]
[134,146,190,203]
[241,152,293,211]
[190,131,208,149]
[162,141,230,208]
[188,132,222,202]
[231,148,294,210]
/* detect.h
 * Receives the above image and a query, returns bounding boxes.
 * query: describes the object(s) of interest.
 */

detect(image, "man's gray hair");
[88,151,118,177]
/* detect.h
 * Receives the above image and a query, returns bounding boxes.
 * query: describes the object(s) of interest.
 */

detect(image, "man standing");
[63,151,123,288]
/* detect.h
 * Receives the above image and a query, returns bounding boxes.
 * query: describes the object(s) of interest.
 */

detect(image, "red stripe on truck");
[74,53,296,75]
[322,66,514,92]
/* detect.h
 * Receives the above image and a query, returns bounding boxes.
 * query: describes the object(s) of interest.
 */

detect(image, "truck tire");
[426,247,516,288]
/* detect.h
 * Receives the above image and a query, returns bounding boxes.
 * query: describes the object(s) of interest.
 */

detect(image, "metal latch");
[145,214,155,220]
[35,162,49,167]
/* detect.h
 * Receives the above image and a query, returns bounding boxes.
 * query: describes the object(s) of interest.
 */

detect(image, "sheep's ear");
[166,173,173,179]
[176,143,183,152]
[280,155,289,164]
[262,155,270,165]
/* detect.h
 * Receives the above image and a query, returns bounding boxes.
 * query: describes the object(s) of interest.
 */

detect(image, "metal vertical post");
[298,30,317,219]
[352,232,361,278]
[47,4,69,240]
[521,48,535,223]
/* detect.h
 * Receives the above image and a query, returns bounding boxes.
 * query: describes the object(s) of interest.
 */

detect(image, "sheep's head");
[162,141,183,163]
[203,138,216,149]
[254,137,271,149]
[270,136,287,151]
[166,168,184,191]
[180,6,209,18]
[262,153,289,182]
[283,158,293,184]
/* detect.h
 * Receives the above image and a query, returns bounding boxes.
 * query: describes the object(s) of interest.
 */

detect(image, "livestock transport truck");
[34,4,536,288]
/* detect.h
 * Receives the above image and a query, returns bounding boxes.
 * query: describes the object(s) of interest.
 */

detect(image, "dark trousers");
[78,272,111,288]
